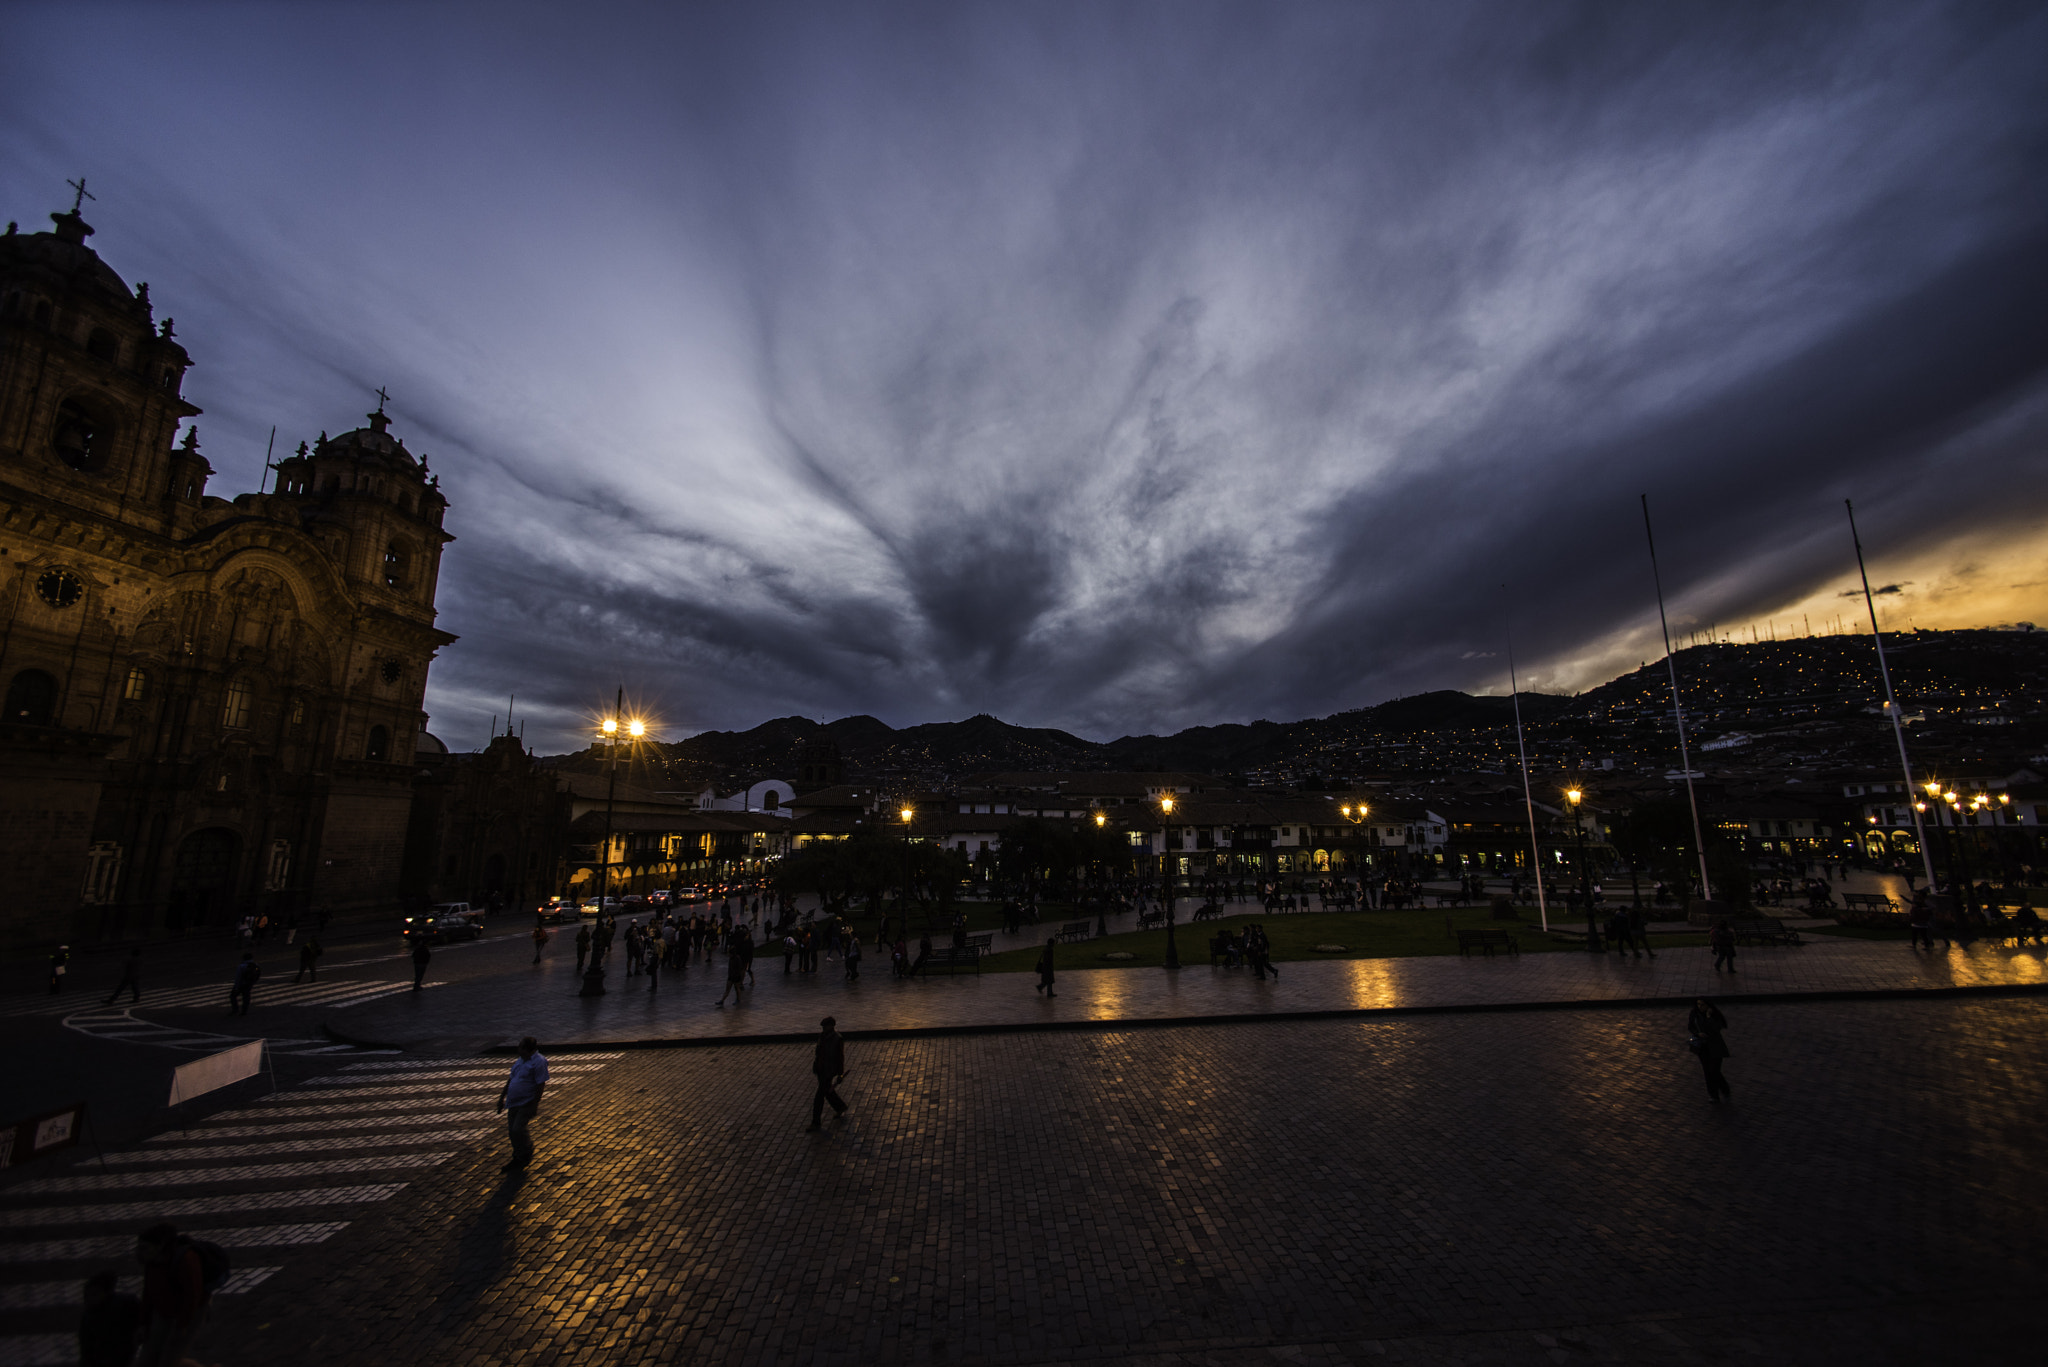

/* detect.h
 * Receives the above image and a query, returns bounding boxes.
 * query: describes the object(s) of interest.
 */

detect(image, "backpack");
[183,1236,232,1294]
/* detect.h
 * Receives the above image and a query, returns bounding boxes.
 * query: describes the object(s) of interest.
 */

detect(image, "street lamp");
[1566,788,1598,952]
[899,804,915,935]
[1093,810,1110,937]
[584,689,647,998]
[1159,795,1180,970]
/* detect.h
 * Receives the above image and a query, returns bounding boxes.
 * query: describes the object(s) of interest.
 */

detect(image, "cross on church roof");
[373,385,391,413]
[66,178,95,214]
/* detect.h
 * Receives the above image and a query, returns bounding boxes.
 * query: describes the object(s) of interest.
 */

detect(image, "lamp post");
[1340,802,1369,901]
[1093,810,1110,938]
[1943,789,1987,916]
[1159,795,1180,970]
[583,690,645,998]
[1566,788,1598,952]
[899,803,915,938]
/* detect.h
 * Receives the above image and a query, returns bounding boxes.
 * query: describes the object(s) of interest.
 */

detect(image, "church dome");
[318,408,419,466]
[0,213,138,308]
[416,731,449,755]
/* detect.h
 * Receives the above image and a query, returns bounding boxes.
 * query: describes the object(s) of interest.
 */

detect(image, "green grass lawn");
[970,907,1709,973]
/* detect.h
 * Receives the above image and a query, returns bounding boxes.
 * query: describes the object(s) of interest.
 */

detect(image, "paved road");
[3,997,2038,1365]
[331,922,2048,1047]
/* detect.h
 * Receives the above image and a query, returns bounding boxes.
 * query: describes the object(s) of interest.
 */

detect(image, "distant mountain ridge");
[541,627,2046,787]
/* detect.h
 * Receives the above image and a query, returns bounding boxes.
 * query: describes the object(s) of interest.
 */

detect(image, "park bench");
[1191,903,1225,922]
[966,932,995,955]
[1731,918,1803,947]
[1054,921,1093,944]
[1842,893,1898,913]
[1137,909,1165,931]
[1455,928,1519,958]
[912,947,982,977]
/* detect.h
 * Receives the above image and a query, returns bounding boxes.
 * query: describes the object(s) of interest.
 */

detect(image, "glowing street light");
[584,690,652,998]
[1158,794,1180,970]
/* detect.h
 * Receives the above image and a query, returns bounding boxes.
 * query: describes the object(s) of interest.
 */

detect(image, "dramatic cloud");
[5,1,2045,750]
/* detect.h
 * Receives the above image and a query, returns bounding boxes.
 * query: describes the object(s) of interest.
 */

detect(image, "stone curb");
[481,980,2048,1053]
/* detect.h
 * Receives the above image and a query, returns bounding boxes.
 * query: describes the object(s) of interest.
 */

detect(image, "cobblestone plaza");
[5,994,2037,1365]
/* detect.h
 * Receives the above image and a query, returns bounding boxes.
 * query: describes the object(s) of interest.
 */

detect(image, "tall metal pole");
[1505,613,1549,932]
[1640,496,1714,901]
[1846,501,1939,890]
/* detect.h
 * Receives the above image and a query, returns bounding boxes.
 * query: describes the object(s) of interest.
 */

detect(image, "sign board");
[168,1040,266,1106]
[0,1102,87,1169]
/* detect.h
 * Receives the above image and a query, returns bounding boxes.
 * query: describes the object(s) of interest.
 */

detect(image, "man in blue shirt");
[496,1036,550,1172]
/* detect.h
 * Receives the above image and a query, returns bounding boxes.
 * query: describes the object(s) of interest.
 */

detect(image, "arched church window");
[366,725,390,761]
[221,680,253,729]
[383,542,409,590]
[3,669,57,725]
[123,666,147,702]
[52,399,109,473]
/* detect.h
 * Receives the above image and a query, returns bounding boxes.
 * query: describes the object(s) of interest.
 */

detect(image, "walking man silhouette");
[807,1016,848,1130]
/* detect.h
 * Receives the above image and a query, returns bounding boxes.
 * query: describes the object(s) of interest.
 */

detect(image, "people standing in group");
[807,1015,849,1130]
[105,949,142,1005]
[844,932,862,981]
[624,921,644,977]
[1035,938,1056,996]
[1709,917,1737,973]
[292,936,322,984]
[227,953,259,1016]
[135,1222,210,1367]
[1687,997,1732,1102]
[783,931,799,973]
[645,932,661,993]
[496,1035,549,1172]
[575,923,592,975]
[410,934,432,991]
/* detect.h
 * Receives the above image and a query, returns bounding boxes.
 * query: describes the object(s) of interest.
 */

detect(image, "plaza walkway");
[324,931,2048,1049]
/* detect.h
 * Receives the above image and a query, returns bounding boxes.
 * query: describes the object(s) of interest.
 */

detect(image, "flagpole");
[1506,608,1549,932]
[257,425,276,494]
[1846,501,1939,890]
[1640,496,1714,901]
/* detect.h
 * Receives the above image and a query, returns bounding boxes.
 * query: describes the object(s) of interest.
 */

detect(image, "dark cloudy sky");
[6,1,2047,750]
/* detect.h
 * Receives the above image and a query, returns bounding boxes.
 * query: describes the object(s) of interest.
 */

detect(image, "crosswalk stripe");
[164,1111,491,1140]
[0,1184,406,1227]
[248,1078,582,1102]
[339,1052,623,1071]
[302,1064,605,1085]
[206,1095,491,1121]
[97,1132,487,1164]
[0,1223,347,1264]
[0,1267,279,1311]
[7,1153,451,1195]
[0,1332,70,1365]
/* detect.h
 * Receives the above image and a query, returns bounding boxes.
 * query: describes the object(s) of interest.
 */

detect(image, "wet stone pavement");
[332,932,2048,1048]
[161,996,2045,1366]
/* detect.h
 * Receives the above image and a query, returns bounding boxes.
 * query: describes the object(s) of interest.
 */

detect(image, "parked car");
[536,897,580,925]
[675,886,704,904]
[403,911,483,943]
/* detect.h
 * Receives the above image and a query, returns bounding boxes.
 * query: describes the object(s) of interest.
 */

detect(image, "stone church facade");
[0,201,455,944]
